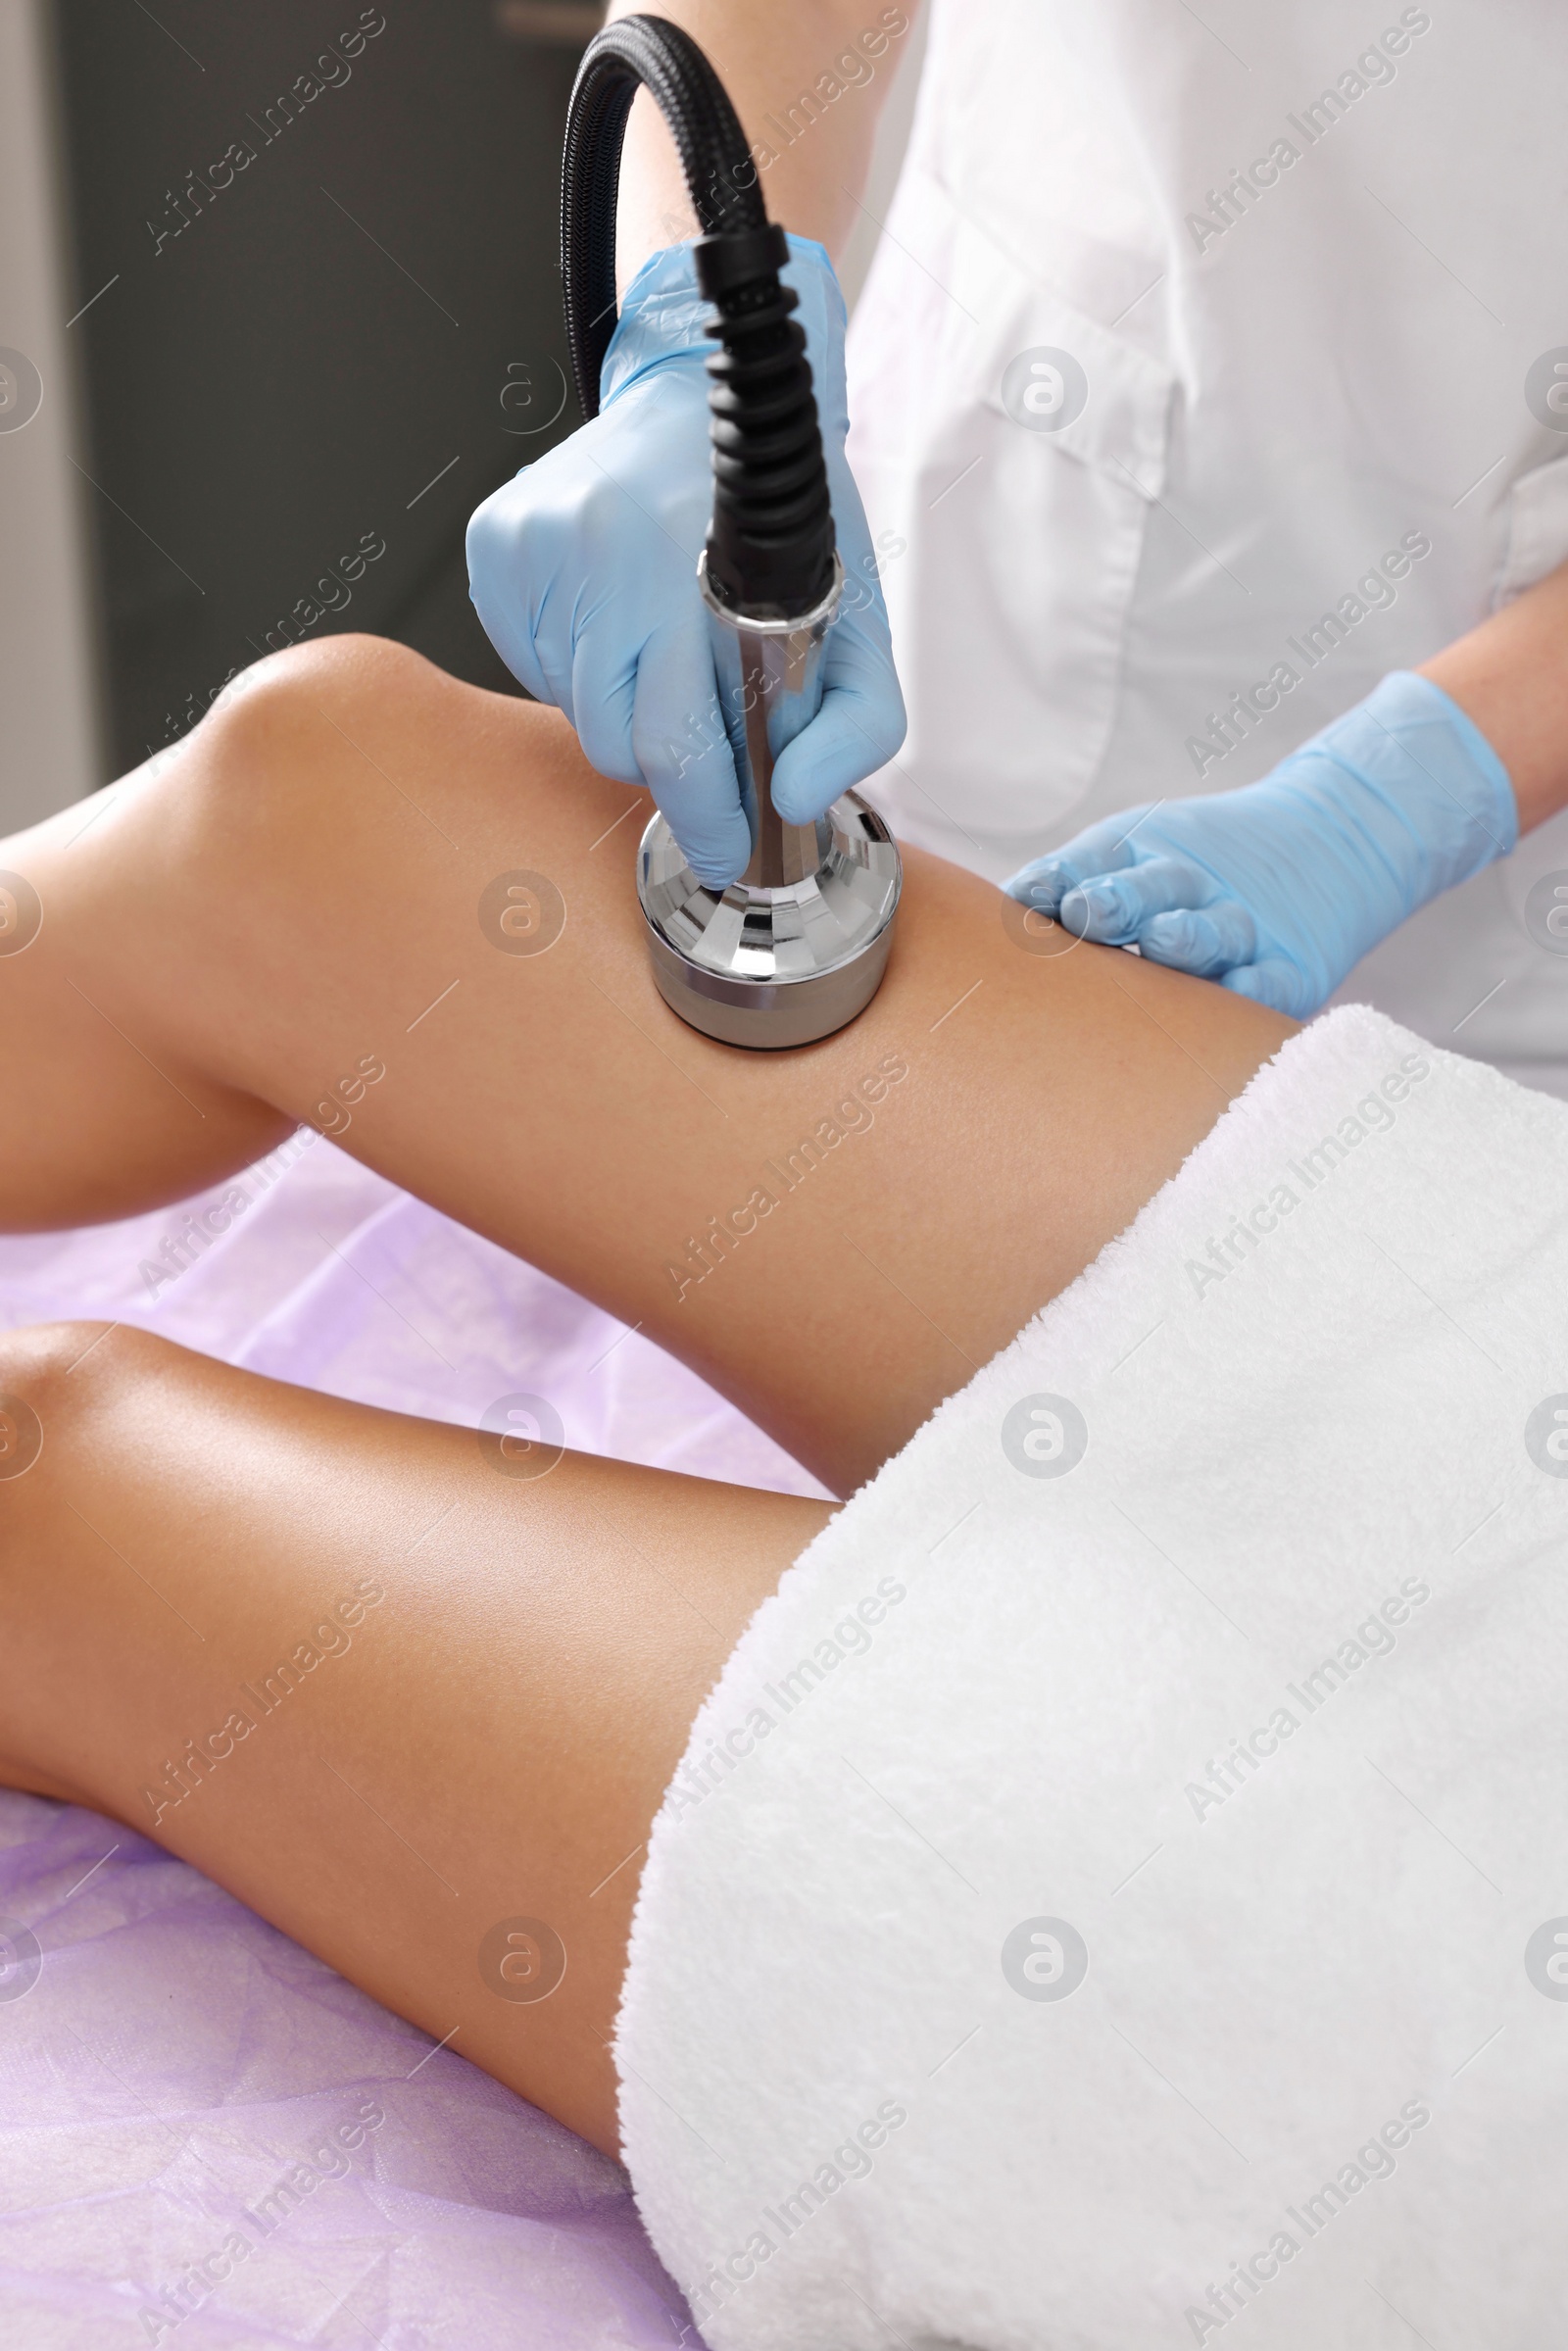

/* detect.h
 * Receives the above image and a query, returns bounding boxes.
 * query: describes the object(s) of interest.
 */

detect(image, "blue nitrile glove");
[466,236,905,888]
[1004,672,1518,1016]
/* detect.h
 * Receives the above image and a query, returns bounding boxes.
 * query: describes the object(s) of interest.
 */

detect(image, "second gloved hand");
[1004,671,1518,1016]
[466,236,906,889]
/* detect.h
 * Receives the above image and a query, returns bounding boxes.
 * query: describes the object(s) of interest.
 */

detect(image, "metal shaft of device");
[708,552,839,886]
[739,640,818,887]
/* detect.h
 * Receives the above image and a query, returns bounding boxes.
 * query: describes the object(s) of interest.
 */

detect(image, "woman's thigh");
[0,1321,830,2158]
[0,637,1294,1493]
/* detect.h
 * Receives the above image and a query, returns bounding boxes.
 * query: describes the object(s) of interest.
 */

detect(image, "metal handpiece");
[635,556,902,1051]
[710,556,838,890]
[564,21,902,1051]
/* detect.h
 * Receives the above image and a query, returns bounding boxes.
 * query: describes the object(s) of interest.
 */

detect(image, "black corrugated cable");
[562,13,837,617]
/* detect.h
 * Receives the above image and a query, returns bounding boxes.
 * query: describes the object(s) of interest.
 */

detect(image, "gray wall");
[0,0,104,823]
[45,0,583,781]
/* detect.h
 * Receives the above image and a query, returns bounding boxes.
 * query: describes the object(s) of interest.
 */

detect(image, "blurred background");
[0,0,923,827]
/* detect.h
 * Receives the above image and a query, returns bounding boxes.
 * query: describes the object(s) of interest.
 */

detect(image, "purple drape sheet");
[0,1137,824,2346]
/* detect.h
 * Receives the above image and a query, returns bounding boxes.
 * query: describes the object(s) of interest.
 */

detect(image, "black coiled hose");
[562,14,837,618]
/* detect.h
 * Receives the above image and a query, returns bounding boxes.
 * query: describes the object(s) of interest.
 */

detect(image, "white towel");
[614,1005,1568,2351]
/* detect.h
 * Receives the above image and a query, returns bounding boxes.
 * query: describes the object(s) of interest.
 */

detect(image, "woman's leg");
[0,1318,830,2159]
[0,635,1293,1494]
[0,638,1292,2164]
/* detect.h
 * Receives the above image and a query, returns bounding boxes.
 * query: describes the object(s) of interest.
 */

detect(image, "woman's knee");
[119,635,453,1030]
[0,1321,172,1497]
[0,1323,227,1519]
[212,631,434,740]
[166,634,444,884]
[0,1321,100,1485]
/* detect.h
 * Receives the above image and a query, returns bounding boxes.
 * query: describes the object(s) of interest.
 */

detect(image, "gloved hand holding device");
[466,233,905,890]
[1004,671,1518,1016]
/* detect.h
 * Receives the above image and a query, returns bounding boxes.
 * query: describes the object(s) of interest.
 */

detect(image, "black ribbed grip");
[561,14,836,619]
[696,241,836,615]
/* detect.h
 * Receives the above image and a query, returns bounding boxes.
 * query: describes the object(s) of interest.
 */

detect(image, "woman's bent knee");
[0,1321,110,1484]
[68,635,461,1111]
[0,1321,202,1510]
[168,632,442,871]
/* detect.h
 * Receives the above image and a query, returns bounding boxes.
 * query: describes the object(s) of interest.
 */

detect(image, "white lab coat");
[847,0,1568,1090]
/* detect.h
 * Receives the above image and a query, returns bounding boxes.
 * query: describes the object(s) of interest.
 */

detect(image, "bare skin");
[0,639,1290,1487]
[1418,557,1568,831]
[0,635,1293,2158]
[605,0,914,279]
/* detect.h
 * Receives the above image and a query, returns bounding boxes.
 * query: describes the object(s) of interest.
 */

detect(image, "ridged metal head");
[636,791,902,1050]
